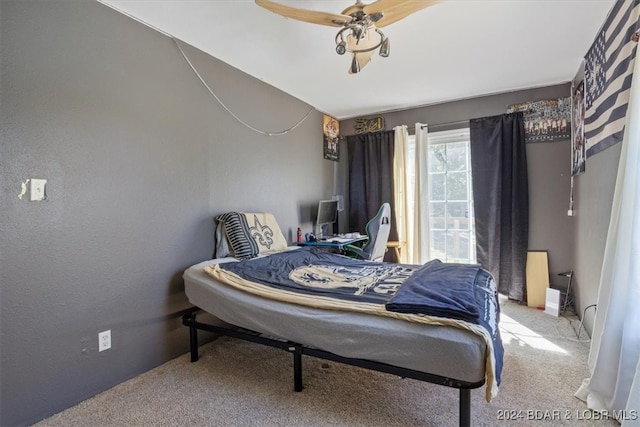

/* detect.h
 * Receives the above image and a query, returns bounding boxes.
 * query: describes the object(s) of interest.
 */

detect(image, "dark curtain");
[347,131,399,246]
[470,112,529,301]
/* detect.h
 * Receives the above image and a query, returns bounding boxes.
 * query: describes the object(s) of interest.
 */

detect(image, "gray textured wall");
[0,2,330,425]
[340,85,576,280]
[341,85,620,335]
[564,63,620,335]
[572,144,620,335]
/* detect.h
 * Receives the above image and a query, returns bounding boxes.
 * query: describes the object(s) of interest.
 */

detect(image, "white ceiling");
[99,0,615,120]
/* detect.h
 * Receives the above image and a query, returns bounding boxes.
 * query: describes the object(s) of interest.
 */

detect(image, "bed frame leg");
[292,346,303,392]
[189,325,199,362]
[459,389,471,427]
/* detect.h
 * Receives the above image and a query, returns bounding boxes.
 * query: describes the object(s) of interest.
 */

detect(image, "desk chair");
[344,203,391,262]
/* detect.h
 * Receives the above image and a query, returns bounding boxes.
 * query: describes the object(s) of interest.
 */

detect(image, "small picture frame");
[354,116,385,134]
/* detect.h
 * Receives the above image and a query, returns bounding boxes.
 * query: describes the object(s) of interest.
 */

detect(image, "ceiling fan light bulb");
[379,38,390,57]
[336,41,347,55]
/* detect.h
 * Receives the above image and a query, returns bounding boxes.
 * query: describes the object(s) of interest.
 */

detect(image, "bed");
[182,212,503,427]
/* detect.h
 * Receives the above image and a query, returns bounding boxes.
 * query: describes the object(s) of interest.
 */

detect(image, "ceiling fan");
[255,0,442,74]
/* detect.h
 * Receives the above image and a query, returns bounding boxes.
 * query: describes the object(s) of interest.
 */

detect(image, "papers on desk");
[319,235,366,244]
[324,237,357,243]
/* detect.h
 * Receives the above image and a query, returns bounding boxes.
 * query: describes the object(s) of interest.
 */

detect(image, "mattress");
[183,255,487,384]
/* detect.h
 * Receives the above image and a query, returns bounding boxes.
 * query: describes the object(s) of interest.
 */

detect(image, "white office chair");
[344,203,391,262]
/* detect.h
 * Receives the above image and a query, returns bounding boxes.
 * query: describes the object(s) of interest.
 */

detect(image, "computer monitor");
[316,199,339,238]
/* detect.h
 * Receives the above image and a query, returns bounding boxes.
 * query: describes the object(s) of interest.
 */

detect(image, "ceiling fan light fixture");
[351,55,361,74]
[336,26,386,52]
[379,37,390,57]
[353,26,364,44]
[255,0,443,74]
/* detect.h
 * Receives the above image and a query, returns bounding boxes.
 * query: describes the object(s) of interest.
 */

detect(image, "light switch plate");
[30,179,47,201]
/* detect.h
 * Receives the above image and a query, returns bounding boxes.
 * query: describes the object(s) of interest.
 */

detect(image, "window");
[407,128,476,264]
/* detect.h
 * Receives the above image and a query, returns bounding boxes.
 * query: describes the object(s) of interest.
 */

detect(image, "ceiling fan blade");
[363,0,442,28]
[255,0,352,27]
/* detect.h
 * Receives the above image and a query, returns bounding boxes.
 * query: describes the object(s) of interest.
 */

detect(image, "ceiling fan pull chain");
[172,37,315,137]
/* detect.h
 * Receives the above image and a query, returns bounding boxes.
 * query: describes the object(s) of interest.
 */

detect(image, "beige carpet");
[35,299,616,427]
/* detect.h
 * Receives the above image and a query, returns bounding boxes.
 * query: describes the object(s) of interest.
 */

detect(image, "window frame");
[408,128,476,264]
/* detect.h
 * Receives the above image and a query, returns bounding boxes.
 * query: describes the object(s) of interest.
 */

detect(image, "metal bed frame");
[183,307,485,427]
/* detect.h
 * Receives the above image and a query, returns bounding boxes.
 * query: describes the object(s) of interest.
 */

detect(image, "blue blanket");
[218,247,421,304]
[385,259,481,322]
[386,259,503,385]
[216,249,503,387]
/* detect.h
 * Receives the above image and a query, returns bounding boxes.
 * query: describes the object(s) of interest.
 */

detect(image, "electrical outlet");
[98,330,111,352]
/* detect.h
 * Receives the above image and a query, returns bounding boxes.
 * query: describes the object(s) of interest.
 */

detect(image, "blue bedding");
[217,247,421,303]
[386,259,503,384]
[216,248,503,387]
[385,259,481,322]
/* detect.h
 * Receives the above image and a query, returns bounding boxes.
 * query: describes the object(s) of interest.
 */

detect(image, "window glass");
[429,173,445,201]
[446,171,468,200]
[431,230,446,260]
[446,201,469,229]
[445,142,467,171]
[407,128,476,264]
[430,202,446,229]
[447,230,470,262]
[428,144,446,172]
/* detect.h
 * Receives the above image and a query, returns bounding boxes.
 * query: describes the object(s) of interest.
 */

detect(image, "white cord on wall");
[171,37,315,136]
[568,174,575,216]
[97,0,315,137]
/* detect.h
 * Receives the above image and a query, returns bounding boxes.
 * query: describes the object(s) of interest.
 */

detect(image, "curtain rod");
[406,119,470,133]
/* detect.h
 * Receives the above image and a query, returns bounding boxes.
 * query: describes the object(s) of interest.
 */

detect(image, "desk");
[386,241,406,261]
[297,236,368,251]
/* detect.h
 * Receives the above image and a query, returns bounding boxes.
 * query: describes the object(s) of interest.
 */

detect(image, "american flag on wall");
[584,0,640,157]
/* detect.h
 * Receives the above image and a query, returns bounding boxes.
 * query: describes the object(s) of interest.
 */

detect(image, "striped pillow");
[215,212,288,259]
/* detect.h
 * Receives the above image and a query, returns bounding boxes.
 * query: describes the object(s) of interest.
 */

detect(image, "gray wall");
[341,85,620,335]
[340,85,576,280]
[572,144,620,335]
[566,64,621,335]
[1,2,331,425]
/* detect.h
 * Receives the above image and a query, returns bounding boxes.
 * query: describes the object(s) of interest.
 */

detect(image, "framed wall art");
[507,98,571,143]
[354,116,385,134]
[323,114,340,161]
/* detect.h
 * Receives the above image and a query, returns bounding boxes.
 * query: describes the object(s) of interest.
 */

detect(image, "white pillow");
[216,212,288,259]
